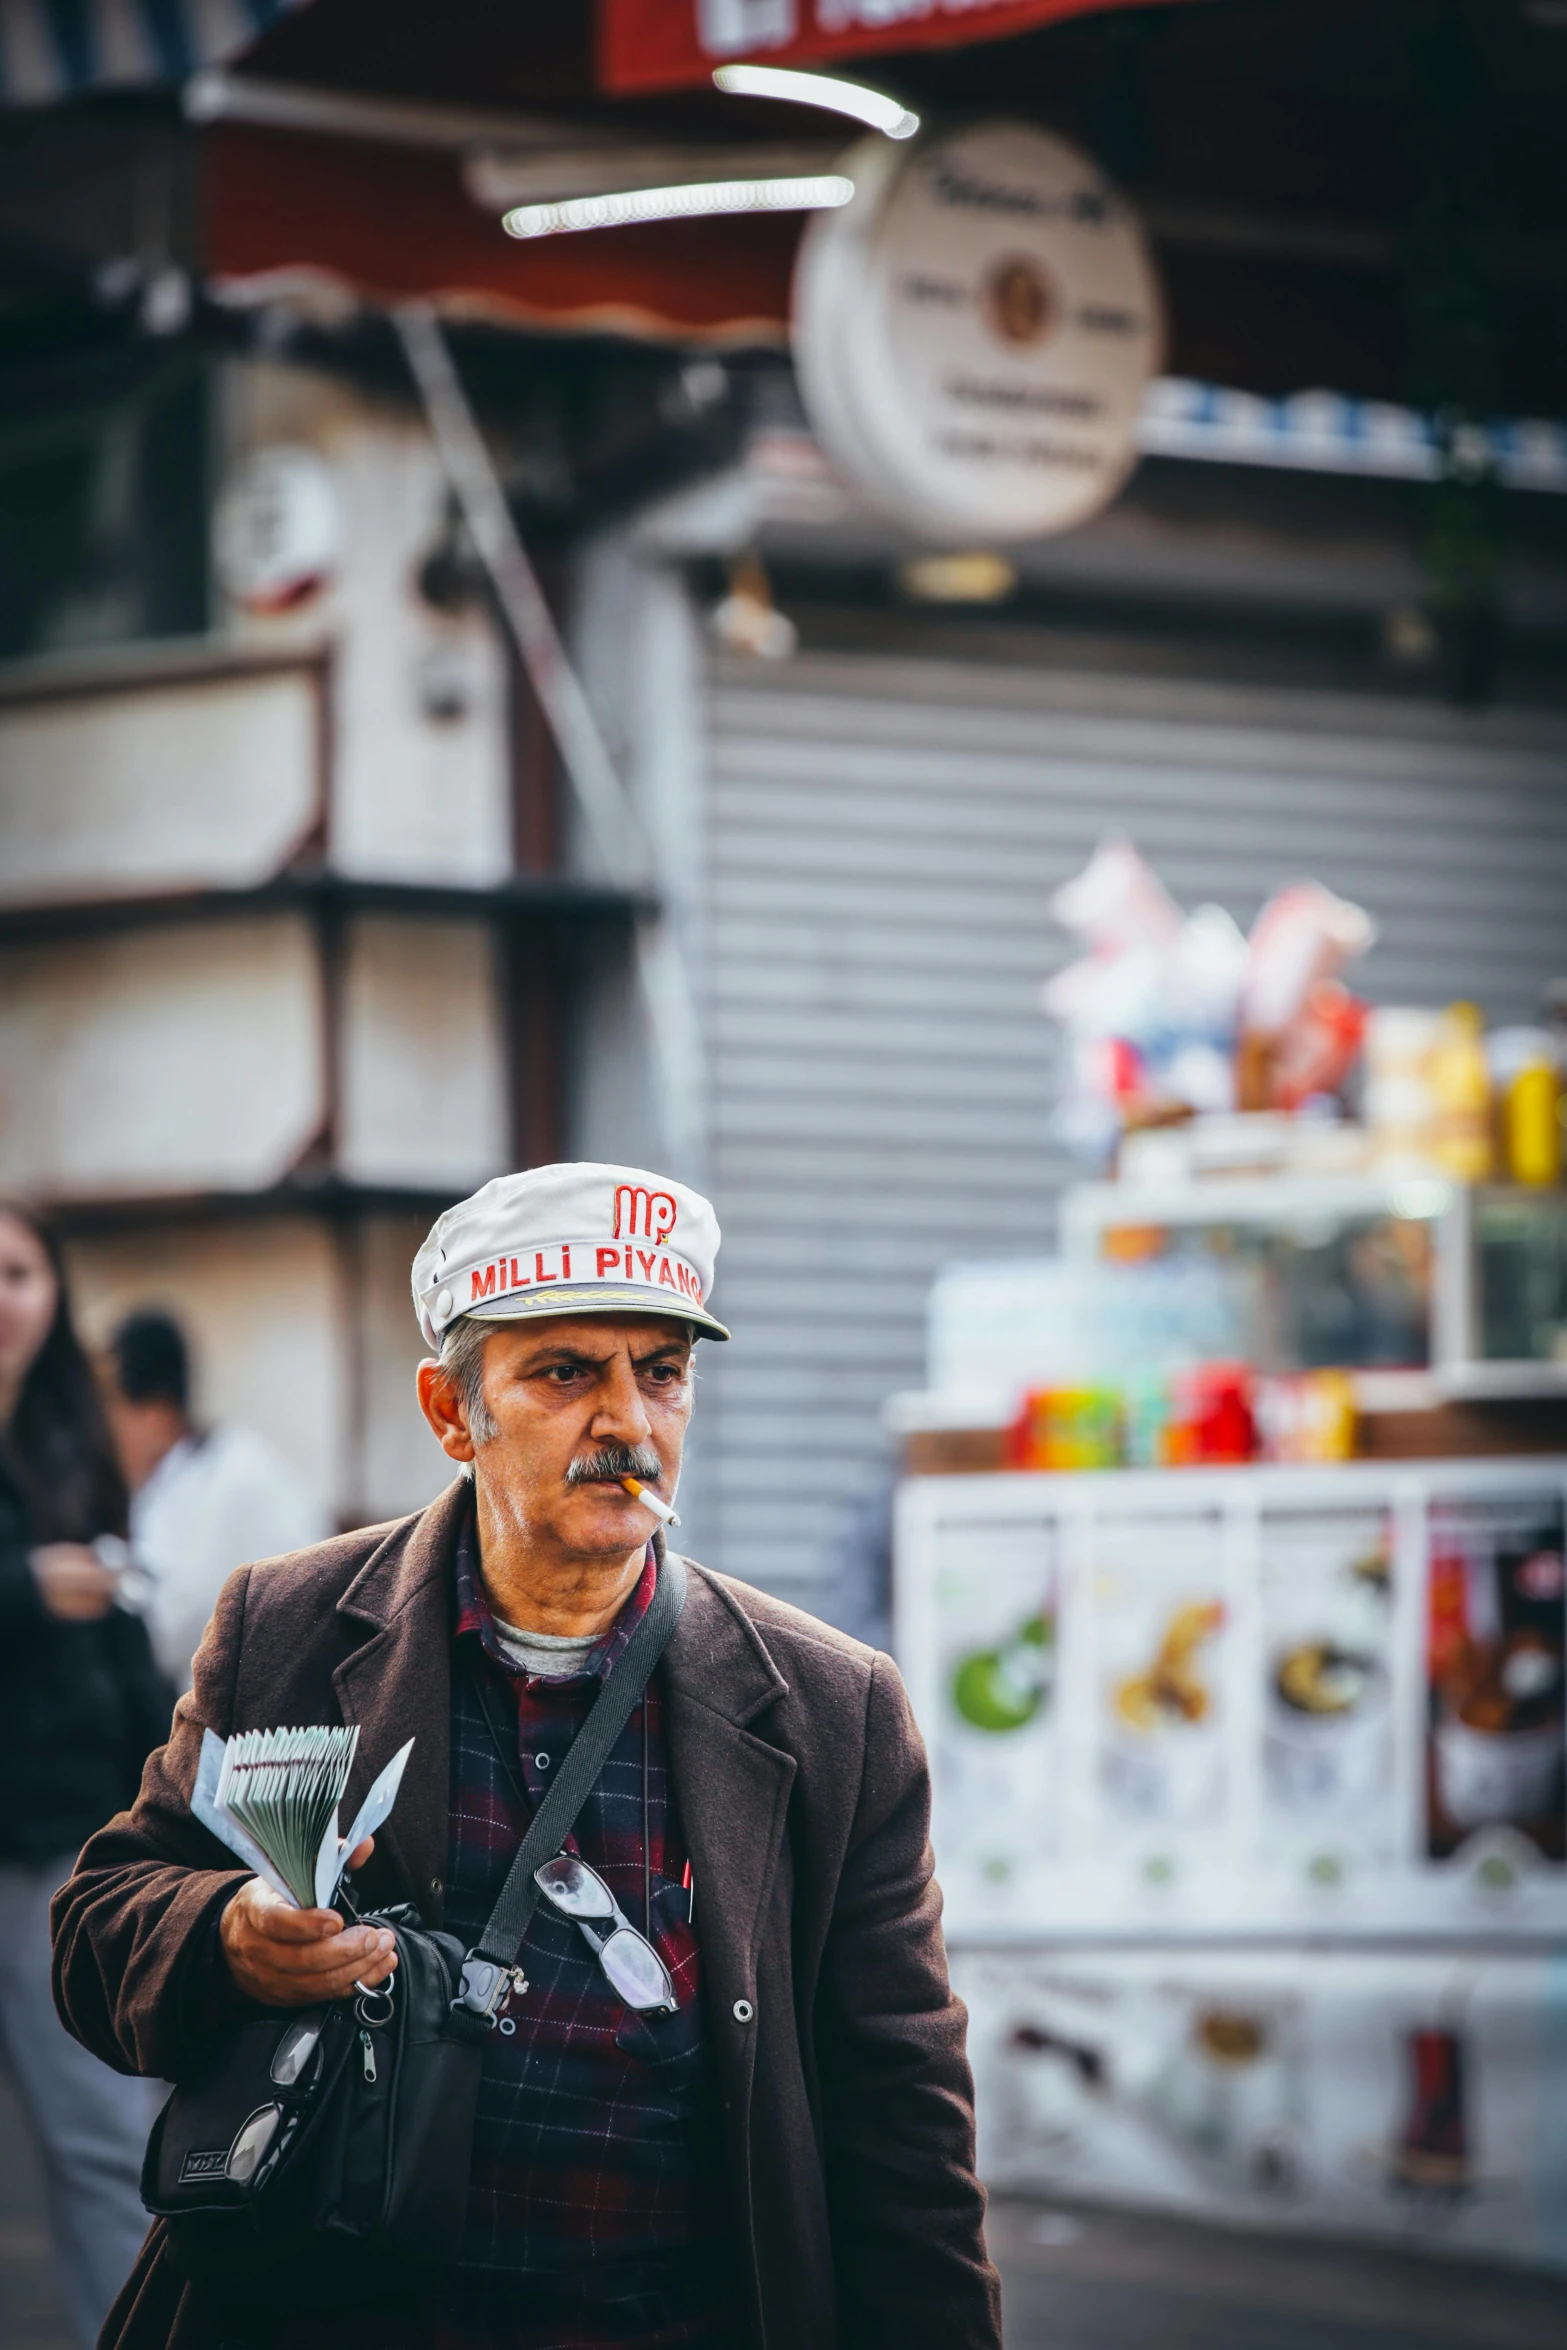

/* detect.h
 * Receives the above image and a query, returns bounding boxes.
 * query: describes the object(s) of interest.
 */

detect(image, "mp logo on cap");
[615,1186,677,1244]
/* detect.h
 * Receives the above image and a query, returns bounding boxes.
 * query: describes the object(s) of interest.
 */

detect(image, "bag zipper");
[359,2027,377,2084]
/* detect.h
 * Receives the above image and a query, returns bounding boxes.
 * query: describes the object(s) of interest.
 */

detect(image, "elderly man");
[53,1163,1001,2350]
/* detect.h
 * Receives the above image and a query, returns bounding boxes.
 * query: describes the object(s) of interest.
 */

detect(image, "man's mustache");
[565,1444,664,1487]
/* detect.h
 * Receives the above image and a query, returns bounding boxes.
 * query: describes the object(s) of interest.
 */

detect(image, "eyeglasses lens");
[600,1927,676,2013]
[535,1855,615,1919]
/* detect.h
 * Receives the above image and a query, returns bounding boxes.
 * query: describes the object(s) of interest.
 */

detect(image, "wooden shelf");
[0,868,654,948]
[47,1172,474,1239]
[903,1396,1567,1478]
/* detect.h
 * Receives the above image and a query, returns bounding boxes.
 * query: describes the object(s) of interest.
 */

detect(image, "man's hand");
[31,1543,118,1621]
[219,1838,397,2008]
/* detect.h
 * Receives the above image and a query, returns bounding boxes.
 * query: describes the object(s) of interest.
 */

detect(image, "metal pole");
[394,301,707,1173]
[394,301,645,890]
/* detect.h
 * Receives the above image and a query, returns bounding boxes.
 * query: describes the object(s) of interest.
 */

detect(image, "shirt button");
[535,1753,550,1770]
[732,1999,754,2025]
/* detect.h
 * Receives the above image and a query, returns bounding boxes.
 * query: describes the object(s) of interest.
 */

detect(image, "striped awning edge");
[0,0,308,106]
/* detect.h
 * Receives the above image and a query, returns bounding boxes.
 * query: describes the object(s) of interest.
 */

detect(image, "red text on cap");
[614,1185,677,1244]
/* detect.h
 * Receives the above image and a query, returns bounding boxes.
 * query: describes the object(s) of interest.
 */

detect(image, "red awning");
[201,0,1204,344]
[205,124,801,343]
[596,0,1196,96]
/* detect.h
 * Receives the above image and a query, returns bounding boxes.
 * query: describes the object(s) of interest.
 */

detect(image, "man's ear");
[417,1358,476,1463]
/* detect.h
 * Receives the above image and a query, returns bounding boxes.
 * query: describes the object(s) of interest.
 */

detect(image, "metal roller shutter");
[695,648,1567,1603]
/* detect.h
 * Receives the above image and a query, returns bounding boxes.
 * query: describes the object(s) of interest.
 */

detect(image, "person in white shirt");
[104,1311,332,1689]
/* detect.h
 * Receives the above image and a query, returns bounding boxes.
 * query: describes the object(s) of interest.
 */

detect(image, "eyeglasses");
[533,1853,677,2015]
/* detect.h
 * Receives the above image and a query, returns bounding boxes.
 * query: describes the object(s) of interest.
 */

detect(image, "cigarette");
[620,1475,681,1528]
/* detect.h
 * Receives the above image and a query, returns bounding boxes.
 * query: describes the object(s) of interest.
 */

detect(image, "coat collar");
[325,1485,797,1939]
[662,1558,796,2051]
[334,1488,791,1733]
[337,1474,471,1635]
[329,1478,471,1917]
[662,1554,790,1730]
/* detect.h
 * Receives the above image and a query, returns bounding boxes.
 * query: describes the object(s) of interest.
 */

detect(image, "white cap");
[411,1162,729,1351]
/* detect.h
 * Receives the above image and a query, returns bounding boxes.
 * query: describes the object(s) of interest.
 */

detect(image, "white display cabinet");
[900,1459,1567,2263]
[896,1459,1567,1944]
[956,1941,1567,2270]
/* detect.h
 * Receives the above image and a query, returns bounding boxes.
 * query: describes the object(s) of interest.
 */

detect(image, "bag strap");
[452,1552,687,2023]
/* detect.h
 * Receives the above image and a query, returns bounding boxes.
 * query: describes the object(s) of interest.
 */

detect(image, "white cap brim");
[462,1286,730,1342]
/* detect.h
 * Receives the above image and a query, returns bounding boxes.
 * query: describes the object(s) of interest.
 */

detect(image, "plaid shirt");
[434,1511,734,2350]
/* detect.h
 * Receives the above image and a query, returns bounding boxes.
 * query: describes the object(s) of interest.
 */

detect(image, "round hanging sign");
[793,122,1164,543]
[213,445,342,614]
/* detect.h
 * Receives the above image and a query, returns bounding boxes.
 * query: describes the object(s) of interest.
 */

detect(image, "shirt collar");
[452,1497,657,1685]
[139,1430,201,1498]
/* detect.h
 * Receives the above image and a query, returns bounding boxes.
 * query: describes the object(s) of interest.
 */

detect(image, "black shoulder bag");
[142,1554,687,2310]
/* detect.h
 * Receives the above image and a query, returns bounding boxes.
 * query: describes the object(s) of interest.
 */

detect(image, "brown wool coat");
[51,1479,1002,2350]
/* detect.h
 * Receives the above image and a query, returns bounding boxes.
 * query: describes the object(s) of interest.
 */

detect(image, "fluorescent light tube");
[502,173,854,240]
[712,63,919,140]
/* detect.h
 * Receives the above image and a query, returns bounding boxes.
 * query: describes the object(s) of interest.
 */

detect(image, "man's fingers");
[245,1948,398,2007]
[346,1835,375,1871]
[254,1919,396,1965]
[315,1951,397,1997]
[250,1898,346,1943]
[255,1944,398,1997]
[243,1890,397,1961]
[246,1921,398,1973]
[222,1877,399,2008]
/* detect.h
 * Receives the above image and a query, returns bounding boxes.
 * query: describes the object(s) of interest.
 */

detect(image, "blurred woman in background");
[0,1203,171,2349]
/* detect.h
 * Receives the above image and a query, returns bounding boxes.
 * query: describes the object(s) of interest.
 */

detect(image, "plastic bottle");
[1508,1061,1563,1186]
[1365,1006,1443,1173]
[1428,1003,1494,1182]
[1488,1028,1562,1187]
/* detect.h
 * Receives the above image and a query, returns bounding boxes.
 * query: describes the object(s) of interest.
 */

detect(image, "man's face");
[418,1314,695,1564]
